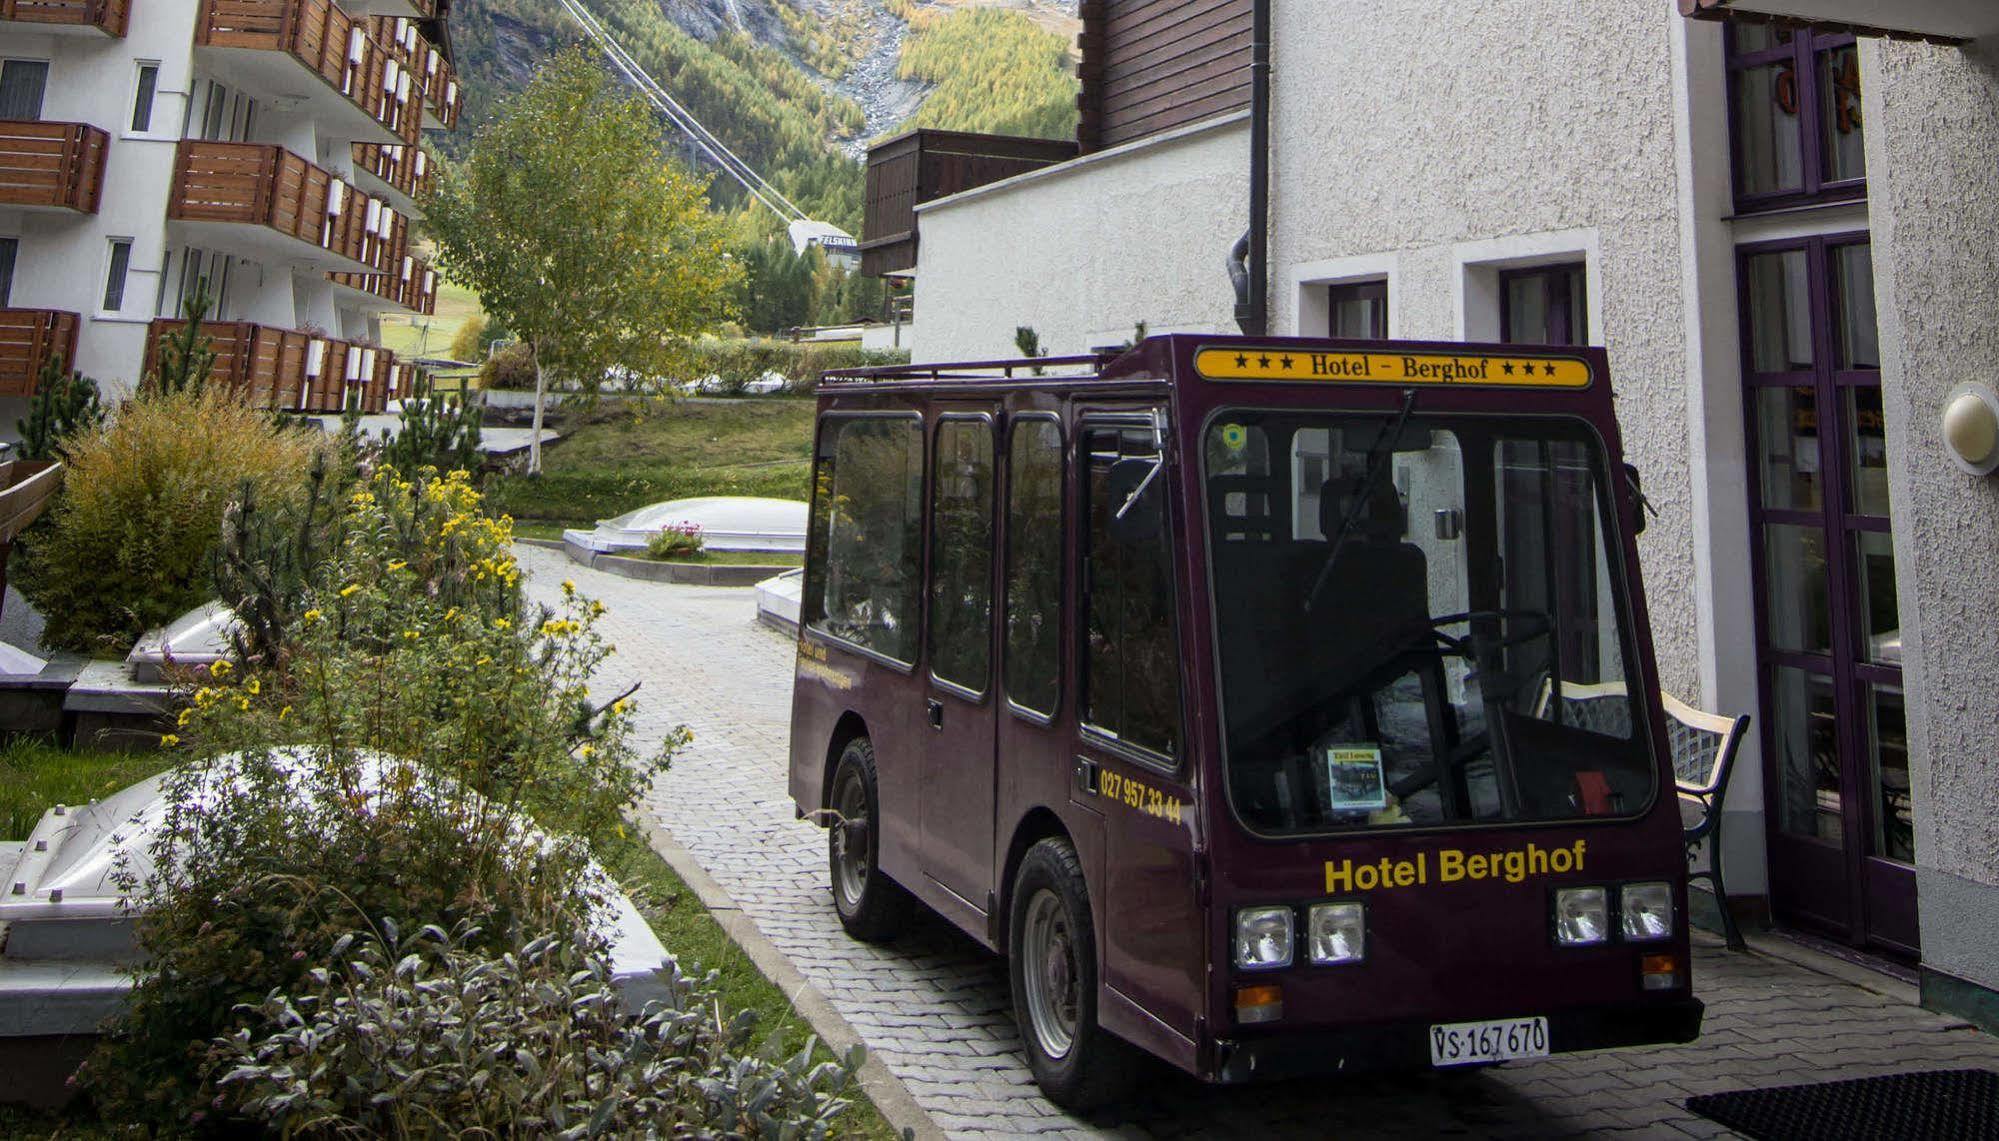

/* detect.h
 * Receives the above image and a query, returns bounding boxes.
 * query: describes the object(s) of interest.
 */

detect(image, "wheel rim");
[831,766,871,909]
[1021,888,1080,1059]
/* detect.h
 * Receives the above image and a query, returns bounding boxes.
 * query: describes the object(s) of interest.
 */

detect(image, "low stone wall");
[561,538,792,587]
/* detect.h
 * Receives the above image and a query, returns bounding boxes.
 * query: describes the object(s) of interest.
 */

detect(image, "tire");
[1008,836,1140,1112]
[826,736,910,942]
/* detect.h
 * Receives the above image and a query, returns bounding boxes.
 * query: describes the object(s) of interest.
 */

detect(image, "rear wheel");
[1008,836,1139,1111]
[827,736,909,942]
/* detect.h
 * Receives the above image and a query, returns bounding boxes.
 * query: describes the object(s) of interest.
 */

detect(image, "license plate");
[1428,1016,1549,1067]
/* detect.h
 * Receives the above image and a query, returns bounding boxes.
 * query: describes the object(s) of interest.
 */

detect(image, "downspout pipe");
[1233,0,1272,336]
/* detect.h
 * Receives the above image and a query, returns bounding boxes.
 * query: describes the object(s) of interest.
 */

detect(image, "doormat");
[1685,1069,1999,1141]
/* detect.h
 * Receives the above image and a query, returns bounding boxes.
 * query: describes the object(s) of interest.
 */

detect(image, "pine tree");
[152,281,217,397]
[16,353,104,462]
[380,372,484,477]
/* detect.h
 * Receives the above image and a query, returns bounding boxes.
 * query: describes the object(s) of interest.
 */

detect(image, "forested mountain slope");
[449,0,1080,231]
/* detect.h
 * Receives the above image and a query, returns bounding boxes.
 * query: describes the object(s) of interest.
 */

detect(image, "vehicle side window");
[929,418,995,692]
[1082,426,1182,758]
[1005,419,1062,715]
[806,417,923,664]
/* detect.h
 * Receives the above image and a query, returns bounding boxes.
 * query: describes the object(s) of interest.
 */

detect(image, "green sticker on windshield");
[1219,423,1249,451]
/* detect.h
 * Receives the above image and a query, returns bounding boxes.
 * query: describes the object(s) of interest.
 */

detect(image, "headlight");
[1554,886,1610,946]
[1620,882,1674,942]
[1307,902,1366,965]
[1234,906,1294,970]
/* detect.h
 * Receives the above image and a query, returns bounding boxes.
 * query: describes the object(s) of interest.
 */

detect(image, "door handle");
[927,699,944,730]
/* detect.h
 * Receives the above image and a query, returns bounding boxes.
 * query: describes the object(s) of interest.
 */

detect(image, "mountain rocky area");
[449,0,1081,228]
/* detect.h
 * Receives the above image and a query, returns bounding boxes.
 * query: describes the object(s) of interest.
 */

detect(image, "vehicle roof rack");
[819,352,1119,387]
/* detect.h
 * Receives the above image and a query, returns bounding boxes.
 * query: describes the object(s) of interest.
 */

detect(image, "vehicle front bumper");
[1211,996,1704,1084]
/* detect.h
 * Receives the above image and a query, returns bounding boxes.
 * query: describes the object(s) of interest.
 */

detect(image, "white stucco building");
[879,1,1999,1030]
[0,0,460,419]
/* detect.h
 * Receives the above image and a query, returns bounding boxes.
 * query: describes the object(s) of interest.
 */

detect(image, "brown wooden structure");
[169,141,399,270]
[144,319,399,413]
[330,253,437,316]
[0,0,128,35]
[0,121,109,214]
[352,141,435,203]
[0,309,79,398]
[195,0,420,144]
[859,130,1079,277]
[1077,0,1252,152]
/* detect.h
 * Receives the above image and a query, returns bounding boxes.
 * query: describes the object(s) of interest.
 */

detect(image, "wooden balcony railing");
[196,0,419,144]
[145,319,397,413]
[329,253,436,316]
[0,120,109,213]
[0,0,129,36]
[352,141,433,203]
[169,140,397,268]
[0,309,79,398]
[370,16,459,132]
[860,130,1079,277]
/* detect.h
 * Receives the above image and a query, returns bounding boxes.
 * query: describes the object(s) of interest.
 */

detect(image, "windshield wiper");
[1305,388,1419,614]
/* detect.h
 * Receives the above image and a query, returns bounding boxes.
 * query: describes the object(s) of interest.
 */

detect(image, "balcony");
[370,16,459,133]
[329,253,436,316]
[169,140,390,272]
[350,142,432,211]
[0,121,109,214]
[0,309,79,398]
[194,0,418,146]
[0,0,129,36]
[860,130,1078,277]
[145,319,396,413]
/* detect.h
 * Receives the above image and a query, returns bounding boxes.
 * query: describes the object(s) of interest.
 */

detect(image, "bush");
[82,467,683,1129]
[483,465,809,526]
[16,387,326,654]
[217,921,863,1139]
[15,352,104,462]
[690,340,908,395]
[448,313,509,364]
[479,341,537,390]
[645,523,704,560]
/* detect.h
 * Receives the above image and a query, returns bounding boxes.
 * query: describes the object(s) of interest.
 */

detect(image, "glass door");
[1739,234,1915,956]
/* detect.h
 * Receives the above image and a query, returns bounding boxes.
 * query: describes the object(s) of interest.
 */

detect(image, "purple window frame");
[1724,23,1866,213]
[1498,263,1588,347]
[1326,279,1388,339]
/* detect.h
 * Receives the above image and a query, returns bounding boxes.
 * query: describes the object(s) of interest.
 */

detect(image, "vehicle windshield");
[1206,411,1654,836]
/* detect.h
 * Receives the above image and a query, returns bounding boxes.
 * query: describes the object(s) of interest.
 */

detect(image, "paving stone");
[521,545,1999,1140]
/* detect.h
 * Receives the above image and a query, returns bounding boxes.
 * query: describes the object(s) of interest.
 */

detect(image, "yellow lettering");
[1393,859,1416,888]
[1573,839,1587,871]
[1326,859,1353,894]
[1466,853,1488,880]
[1528,843,1550,878]
[1551,848,1574,873]
[1503,850,1527,884]
[1439,849,1465,882]
[1355,863,1380,891]
[1418,852,1427,884]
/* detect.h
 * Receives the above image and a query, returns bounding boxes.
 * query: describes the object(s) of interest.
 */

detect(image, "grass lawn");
[378,281,484,362]
[0,739,168,841]
[0,745,897,1139]
[485,398,815,529]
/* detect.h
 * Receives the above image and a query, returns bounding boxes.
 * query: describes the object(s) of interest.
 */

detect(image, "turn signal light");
[1641,952,1681,991]
[1234,983,1283,1025]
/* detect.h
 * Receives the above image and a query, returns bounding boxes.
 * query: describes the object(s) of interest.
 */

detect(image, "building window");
[130,63,160,133]
[1328,280,1388,339]
[1726,23,1865,210]
[0,60,49,120]
[1500,263,1587,346]
[0,238,16,307]
[102,239,134,312]
[805,416,924,664]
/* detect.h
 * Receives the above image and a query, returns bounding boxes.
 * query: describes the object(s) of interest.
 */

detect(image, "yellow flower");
[245,678,260,696]
[403,630,420,640]
[279,705,292,720]
[208,660,232,678]
[445,607,459,621]
[177,708,193,728]
[611,698,631,716]
[303,609,322,625]
[235,697,250,712]
[340,584,361,598]
[388,560,407,572]
[562,579,576,596]
[161,734,179,748]
[493,618,510,631]
[579,744,595,758]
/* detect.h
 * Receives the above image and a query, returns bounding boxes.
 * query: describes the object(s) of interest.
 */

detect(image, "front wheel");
[827,737,910,942]
[1008,837,1139,1111]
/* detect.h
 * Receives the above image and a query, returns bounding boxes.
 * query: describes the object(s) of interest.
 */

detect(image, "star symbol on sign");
[1280,355,1296,370]
[1258,355,1272,369]
[1543,363,1558,376]
[1502,362,1516,375]
[1235,354,1249,368]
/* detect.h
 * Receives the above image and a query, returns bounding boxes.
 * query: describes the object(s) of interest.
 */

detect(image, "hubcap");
[832,768,871,909]
[1021,888,1080,1059]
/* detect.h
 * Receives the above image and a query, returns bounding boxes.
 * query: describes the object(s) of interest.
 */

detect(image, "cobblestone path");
[520,545,1999,1139]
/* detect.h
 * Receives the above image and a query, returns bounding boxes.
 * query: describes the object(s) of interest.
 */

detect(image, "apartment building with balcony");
[866,0,1999,1033]
[0,0,461,415]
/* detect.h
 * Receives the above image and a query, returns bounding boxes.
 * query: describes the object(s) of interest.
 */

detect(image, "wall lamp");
[1942,383,1999,476]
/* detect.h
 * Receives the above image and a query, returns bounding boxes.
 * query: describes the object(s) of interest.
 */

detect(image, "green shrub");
[479,341,537,390]
[690,339,908,395]
[15,352,104,462]
[16,387,327,654]
[82,467,684,1129]
[217,921,863,1138]
[448,312,509,363]
[645,523,704,560]
[483,465,809,525]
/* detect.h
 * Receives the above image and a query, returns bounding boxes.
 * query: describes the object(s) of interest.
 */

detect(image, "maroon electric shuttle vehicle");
[787,335,1702,1108]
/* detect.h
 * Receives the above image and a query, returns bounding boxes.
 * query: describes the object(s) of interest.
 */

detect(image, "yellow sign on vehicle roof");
[1195,347,1592,389]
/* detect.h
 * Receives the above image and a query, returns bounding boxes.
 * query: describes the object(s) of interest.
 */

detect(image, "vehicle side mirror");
[1107,456,1164,544]
[1622,462,1653,535]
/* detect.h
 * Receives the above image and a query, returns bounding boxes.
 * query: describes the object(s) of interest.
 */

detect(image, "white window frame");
[1288,252,1399,339]
[100,237,135,315]
[1451,228,1603,346]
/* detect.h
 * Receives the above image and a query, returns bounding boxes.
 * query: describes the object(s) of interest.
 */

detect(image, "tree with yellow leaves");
[428,49,741,473]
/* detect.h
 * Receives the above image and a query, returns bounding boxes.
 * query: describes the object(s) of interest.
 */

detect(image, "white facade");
[908,1,1999,1024]
[0,0,449,418]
